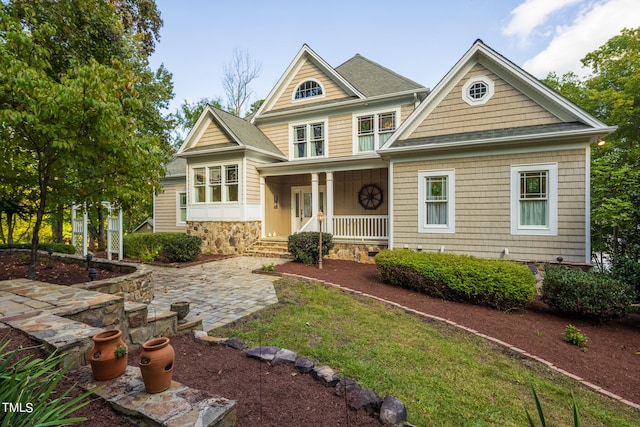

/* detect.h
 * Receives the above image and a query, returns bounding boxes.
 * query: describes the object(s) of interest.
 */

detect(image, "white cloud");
[522,0,640,78]
[503,0,583,42]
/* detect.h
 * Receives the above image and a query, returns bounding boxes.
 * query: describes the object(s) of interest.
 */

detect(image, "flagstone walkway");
[147,256,288,332]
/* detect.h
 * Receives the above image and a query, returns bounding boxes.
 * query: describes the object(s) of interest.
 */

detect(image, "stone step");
[0,310,103,369]
[73,365,237,427]
[245,240,292,259]
[244,249,293,259]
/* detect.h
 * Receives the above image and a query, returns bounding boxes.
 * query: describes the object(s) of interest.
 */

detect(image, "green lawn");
[211,279,639,426]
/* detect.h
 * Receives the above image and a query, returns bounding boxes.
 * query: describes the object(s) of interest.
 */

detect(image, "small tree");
[222,48,262,117]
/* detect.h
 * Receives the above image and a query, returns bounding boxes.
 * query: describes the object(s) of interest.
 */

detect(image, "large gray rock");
[347,387,382,416]
[294,357,314,373]
[379,394,407,426]
[335,378,361,396]
[311,366,340,387]
[272,348,297,366]
[221,337,247,350]
[245,346,280,361]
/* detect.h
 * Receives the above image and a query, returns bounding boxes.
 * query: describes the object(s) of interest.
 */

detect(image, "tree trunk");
[6,211,15,246]
[28,201,46,280]
[51,204,64,243]
[0,212,5,244]
[98,208,105,251]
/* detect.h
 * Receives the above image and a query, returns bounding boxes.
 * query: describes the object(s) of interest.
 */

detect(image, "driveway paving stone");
[147,256,288,331]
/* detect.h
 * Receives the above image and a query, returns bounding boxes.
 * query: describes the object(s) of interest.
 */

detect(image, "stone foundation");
[188,220,261,255]
[327,242,388,264]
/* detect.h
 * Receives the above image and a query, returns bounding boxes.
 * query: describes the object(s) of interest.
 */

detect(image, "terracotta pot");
[139,337,174,393]
[89,329,128,381]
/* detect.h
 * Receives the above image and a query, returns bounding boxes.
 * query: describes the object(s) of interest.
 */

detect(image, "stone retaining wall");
[23,251,154,304]
[188,220,261,255]
[73,264,154,304]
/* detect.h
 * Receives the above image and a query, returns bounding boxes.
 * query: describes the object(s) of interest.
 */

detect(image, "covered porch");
[258,159,390,245]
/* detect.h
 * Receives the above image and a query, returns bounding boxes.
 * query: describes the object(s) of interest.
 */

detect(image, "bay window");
[192,164,239,203]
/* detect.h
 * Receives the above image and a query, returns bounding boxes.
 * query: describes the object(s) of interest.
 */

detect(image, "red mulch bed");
[2,256,639,426]
[275,259,640,406]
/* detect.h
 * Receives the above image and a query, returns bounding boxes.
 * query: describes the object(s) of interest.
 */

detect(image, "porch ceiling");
[257,154,388,177]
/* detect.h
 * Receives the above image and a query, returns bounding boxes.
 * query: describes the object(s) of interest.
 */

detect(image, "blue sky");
[149,0,640,114]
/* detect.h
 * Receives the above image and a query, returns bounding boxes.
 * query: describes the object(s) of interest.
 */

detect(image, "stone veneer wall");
[188,220,261,255]
[326,242,388,264]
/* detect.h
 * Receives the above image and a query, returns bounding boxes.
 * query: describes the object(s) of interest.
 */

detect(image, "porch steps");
[245,239,293,259]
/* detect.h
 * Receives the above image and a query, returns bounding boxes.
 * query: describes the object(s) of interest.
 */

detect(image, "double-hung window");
[355,110,397,152]
[193,168,206,203]
[192,164,239,203]
[177,191,187,225]
[418,170,455,233]
[510,164,557,235]
[292,121,326,159]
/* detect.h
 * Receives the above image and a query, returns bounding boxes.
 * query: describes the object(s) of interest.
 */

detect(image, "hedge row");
[0,243,76,254]
[375,249,536,311]
[123,232,202,262]
[542,266,636,322]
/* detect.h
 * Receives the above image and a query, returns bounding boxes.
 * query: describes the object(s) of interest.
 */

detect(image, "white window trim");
[462,75,494,106]
[418,169,455,233]
[191,163,240,204]
[510,163,558,236]
[352,107,401,154]
[288,118,329,160]
[291,78,326,102]
[176,191,187,226]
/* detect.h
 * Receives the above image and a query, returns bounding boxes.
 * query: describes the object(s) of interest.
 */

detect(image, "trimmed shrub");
[123,232,202,262]
[159,233,202,262]
[542,266,636,322]
[375,249,536,311]
[0,243,75,254]
[288,232,334,265]
[609,255,640,303]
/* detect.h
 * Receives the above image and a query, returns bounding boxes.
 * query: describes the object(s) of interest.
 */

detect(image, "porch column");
[326,172,333,234]
[260,176,266,238]
[311,173,319,231]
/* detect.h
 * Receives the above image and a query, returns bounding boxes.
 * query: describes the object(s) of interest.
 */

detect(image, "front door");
[291,186,324,233]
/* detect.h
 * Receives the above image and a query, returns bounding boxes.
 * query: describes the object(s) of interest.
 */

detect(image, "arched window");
[294,80,323,99]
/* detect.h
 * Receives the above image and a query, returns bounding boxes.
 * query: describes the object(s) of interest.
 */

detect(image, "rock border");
[193,331,411,426]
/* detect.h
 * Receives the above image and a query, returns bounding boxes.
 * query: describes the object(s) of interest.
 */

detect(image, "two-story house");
[153,40,614,264]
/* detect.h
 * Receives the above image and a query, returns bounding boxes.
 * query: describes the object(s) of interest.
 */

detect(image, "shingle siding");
[410,65,561,140]
[392,148,587,263]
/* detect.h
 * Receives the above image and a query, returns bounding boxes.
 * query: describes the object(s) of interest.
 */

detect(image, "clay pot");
[89,329,128,381]
[139,337,174,393]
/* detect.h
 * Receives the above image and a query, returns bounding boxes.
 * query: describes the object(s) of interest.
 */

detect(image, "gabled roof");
[335,54,425,97]
[253,44,364,119]
[177,105,285,159]
[380,39,615,154]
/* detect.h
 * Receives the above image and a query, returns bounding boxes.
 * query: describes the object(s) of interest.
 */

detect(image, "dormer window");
[294,80,323,100]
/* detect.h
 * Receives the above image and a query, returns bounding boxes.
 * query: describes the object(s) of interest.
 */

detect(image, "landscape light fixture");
[317,211,324,270]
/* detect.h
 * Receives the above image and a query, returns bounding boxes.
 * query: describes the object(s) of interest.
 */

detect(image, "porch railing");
[296,215,388,240]
[332,215,388,240]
